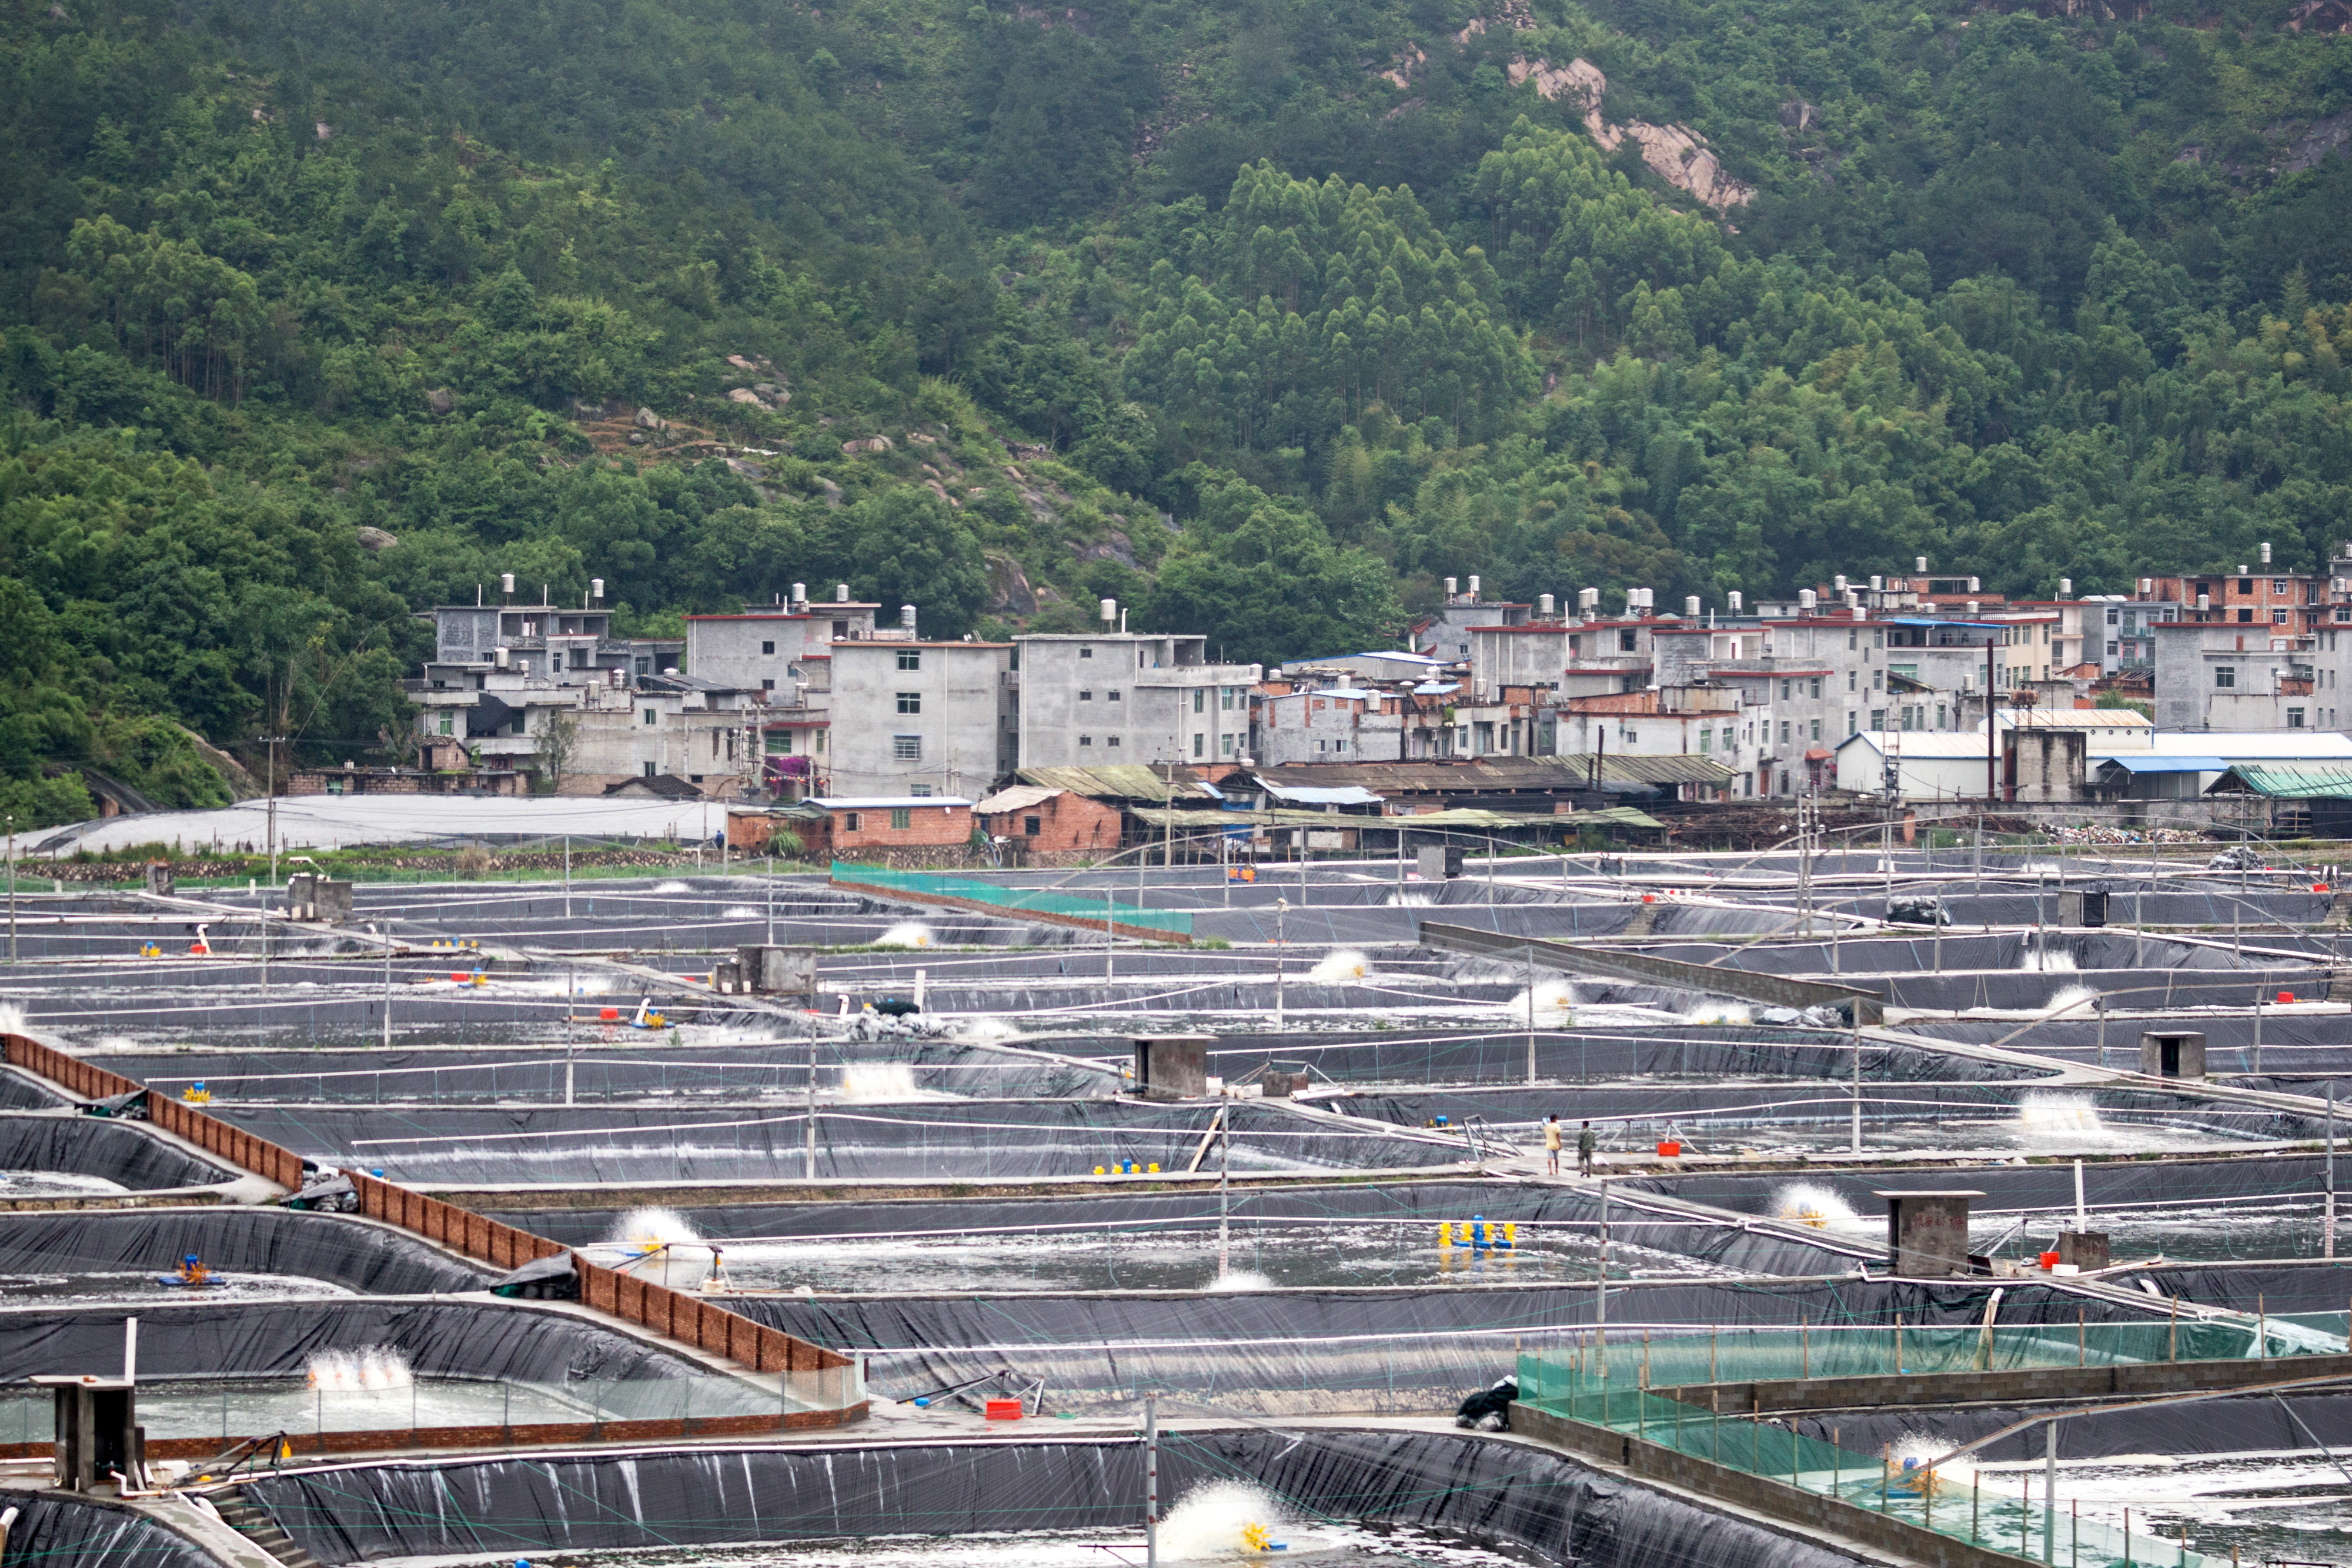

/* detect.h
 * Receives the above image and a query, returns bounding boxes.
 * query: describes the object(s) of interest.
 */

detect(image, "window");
[761,678,776,691]
[761,640,776,656]
[1221,734,1235,755]
[1699,729,1713,753]
[1847,712,1858,736]
[2276,579,2291,594]
[1316,739,1327,753]
[844,811,861,831]
[2239,578,2254,593]
[2239,608,2256,623]
[897,648,921,670]
[831,620,848,640]
[2289,708,2307,728]
[2215,667,2236,688]
[815,731,826,753]
[643,761,657,777]
[893,734,922,759]
[1108,690,1121,703]
[437,714,453,735]
[1847,629,1857,650]
[1024,815,1043,837]
[774,731,794,755]
[1780,721,1792,743]
[1221,687,1236,711]
[1809,677,1823,698]
[1847,671,1857,692]
[2106,608,2119,625]
[1780,679,1792,700]
[643,708,658,726]
[1080,735,1093,747]
[1872,668,1883,691]
[1192,689,1204,713]
[1721,727,1735,750]
[1870,708,1886,728]
[889,807,912,830]
[897,692,921,714]
[2274,609,2290,624]
[1079,647,1094,659]
[1079,690,1093,702]
[1619,630,1638,651]
[2105,642,2117,657]
[910,785,932,797]
[1107,735,1121,747]
[1935,705,1946,729]
[1193,733,1205,756]
[1872,629,1885,650]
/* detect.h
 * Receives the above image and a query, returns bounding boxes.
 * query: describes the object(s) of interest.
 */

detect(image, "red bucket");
[984,1399,1024,1421]
[2039,1251,2062,1269]
[1657,1141,1683,1158]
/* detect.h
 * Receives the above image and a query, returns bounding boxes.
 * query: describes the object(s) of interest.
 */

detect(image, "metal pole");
[564,834,572,918]
[1144,1393,1159,1568]
[383,931,393,1051]
[1852,1017,1863,1154]
[1595,1178,1609,1377]
[1275,897,1287,1031]
[5,815,14,964]
[1526,942,1537,1085]
[2044,1421,2059,1566]
[2074,1158,2086,1232]
[2329,1081,2338,1261]
[2253,992,2263,1075]
[805,1021,818,1180]
[766,855,775,946]
[1218,1116,1230,1281]
[1107,882,1115,989]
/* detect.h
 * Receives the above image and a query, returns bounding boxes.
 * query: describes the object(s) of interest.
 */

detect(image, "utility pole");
[1525,942,1537,1085]
[262,731,286,995]
[4,814,14,965]
[804,1020,818,1180]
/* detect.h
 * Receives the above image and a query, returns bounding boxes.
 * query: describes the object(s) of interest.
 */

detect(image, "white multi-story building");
[1014,614,1260,770]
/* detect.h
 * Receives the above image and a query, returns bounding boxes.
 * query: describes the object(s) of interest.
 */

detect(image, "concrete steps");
[208,1487,323,1568]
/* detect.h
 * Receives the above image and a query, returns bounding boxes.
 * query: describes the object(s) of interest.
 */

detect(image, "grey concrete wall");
[830,642,1011,795]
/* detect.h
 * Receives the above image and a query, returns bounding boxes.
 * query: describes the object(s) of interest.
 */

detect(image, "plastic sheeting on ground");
[1805,1389,2352,1464]
[0,1112,235,1190]
[242,1426,1872,1568]
[0,1208,489,1295]
[728,1278,2166,1416]
[1624,1150,2338,1219]
[201,1099,1461,1186]
[0,1490,220,1568]
[87,1034,1119,1105]
[0,1299,700,1384]
[486,1178,1873,1278]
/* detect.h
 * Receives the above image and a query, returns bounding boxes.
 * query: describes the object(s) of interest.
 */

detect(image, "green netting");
[1525,1315,2348,1389]
[833,863,1194,936]
[1518,1350,2215,1568]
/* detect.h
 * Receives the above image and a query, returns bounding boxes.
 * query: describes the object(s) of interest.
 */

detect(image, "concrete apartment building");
[827,639,1015,798]
[684,588,881,696]
[1411,576,1530,660]
[1014,623,1261,770]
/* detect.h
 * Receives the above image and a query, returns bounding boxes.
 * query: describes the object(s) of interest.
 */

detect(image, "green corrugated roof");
[1015,765,1218,801]
[2210,762,2352,799]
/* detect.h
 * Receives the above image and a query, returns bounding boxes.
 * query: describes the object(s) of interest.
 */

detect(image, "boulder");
[635,406,664,430]
[426,387,454,414]
[817,477,845,507]
[355,526,399,553]
[727,387,766,405]
[840,435,894,455]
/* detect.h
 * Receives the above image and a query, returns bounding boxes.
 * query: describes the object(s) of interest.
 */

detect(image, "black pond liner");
[0,1208,488,1295]
[0,1112,236,1191]
[0,1299,703,1384]
[198,1099,1461,1186]
[729,1278,2171,1416]
[487,1179,1873,1279]
[1620,1150,2342,1218]
[242,1426,1873,1568]
[80,1035,1118,1105]
[0,1490,217,1568]
[1805,1389,2352,1464]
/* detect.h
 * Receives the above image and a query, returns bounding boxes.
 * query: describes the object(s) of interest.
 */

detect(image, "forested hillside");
[4,0,2350,821]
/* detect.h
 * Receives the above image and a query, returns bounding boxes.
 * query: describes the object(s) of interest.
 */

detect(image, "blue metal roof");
[2098,755,2229,774]
[1883,618,2009,629]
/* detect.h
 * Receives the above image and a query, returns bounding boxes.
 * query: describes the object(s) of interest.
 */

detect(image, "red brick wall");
[980,794,1119,854]
[831,804,970,848]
